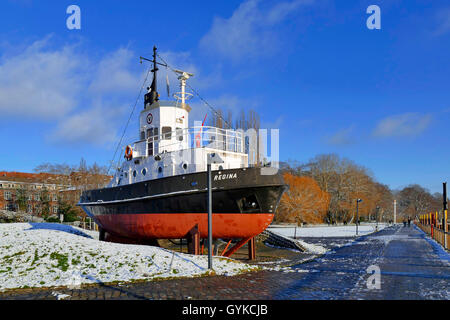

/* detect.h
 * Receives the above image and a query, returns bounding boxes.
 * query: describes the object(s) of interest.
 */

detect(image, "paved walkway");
[1,225,448,300]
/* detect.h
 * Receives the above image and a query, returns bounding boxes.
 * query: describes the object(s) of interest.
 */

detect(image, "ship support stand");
[184,153,257,264]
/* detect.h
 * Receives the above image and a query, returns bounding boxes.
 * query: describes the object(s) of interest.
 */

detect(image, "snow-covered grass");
[295,239,328,254]
[0,223,258,291]
[268,223,387,238]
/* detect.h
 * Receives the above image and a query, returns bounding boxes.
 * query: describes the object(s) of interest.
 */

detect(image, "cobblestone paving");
[1,225,448,300]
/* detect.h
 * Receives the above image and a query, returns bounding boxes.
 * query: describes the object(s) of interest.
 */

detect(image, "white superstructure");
[108,67,248,188]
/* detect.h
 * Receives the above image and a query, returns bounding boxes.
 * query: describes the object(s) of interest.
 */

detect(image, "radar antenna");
[172,69,194,105]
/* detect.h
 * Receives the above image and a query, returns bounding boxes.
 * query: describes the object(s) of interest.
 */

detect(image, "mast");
[173,69,194,105]
[144,46,160,107]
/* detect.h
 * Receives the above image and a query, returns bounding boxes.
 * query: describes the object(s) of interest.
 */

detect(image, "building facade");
[0,171,111,217]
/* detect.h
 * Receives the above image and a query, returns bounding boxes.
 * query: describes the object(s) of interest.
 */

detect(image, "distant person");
[407,217,411,227]
[403,219,407,227]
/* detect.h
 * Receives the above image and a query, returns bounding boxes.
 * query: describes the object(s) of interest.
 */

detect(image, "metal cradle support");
[186,224,200,255]
[221,236,256,260]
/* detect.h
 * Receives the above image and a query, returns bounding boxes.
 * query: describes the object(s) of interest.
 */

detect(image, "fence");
[417,210,449,250]
[63,217,98,231]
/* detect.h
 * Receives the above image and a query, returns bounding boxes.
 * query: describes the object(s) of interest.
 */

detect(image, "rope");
[108,51,233,176]
[107,66,152,175]
[156,52,233,130]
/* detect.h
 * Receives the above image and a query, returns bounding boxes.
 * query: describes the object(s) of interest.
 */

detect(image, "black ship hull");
[78,167,286,240]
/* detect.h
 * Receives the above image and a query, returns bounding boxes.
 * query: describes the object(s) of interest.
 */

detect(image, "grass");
[2,251,26,260]
[0,267,12,273]
[50,252,69,272]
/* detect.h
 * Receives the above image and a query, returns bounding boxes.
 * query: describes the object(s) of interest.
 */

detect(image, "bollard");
[445,210,448,249]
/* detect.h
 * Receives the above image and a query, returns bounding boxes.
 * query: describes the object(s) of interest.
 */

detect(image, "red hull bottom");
[95,213,275,240]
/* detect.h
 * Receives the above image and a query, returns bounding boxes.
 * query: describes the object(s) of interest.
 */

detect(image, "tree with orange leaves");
[276,173,330,224]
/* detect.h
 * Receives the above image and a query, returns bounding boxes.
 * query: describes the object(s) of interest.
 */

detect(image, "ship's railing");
[130,126,245,156]
[190,126,244,153]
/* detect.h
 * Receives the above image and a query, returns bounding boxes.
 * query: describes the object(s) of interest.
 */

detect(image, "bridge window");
[148,142,153,156]
[176,127,183,141]
[146,127,159,141]
[162,126,172,140]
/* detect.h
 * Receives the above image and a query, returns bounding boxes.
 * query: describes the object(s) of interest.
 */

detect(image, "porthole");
[133,170,137,177]
[183,163,188,170]
[142,168,147,176]
[219,165,223,170]
[158,167,162,173]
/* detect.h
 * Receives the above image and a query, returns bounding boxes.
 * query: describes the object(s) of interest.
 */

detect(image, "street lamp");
[356,198,363,235]
[376,206,380,231]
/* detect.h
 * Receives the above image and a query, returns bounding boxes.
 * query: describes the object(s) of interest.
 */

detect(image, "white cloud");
[199,0,313,61]
[88,47,141,94]
[372,113,432,138]
[48,104,125,146]
[156,50,222,94]
[326,125,356,146]
[0,37,146,146]
[267,0,314,24]
[0,37,86,119]
[435,7,450,35]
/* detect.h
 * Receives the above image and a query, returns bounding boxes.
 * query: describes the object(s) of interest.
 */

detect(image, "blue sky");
[0,0,449,193]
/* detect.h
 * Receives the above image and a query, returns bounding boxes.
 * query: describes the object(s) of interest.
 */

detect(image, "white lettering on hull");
[213,173,237,181]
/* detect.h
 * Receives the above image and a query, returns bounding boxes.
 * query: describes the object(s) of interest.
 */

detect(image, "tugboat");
[78,47,286,249]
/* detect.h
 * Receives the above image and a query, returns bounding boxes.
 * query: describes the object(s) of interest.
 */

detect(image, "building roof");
[0,172,68,184]
[0,171,112,188]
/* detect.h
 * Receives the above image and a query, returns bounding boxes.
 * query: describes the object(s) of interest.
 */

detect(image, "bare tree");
[398,185,438,220]
[300,154,394,223]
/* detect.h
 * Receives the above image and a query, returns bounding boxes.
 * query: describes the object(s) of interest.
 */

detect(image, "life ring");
[124,145,133,160]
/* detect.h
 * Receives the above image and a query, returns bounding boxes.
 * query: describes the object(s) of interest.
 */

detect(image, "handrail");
[127,126,246,155]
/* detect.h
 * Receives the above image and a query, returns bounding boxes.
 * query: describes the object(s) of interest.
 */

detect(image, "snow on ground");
[268,223,387,238]
[294,239,328,254]
[0,223,257,291]
[267,223,388,255]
